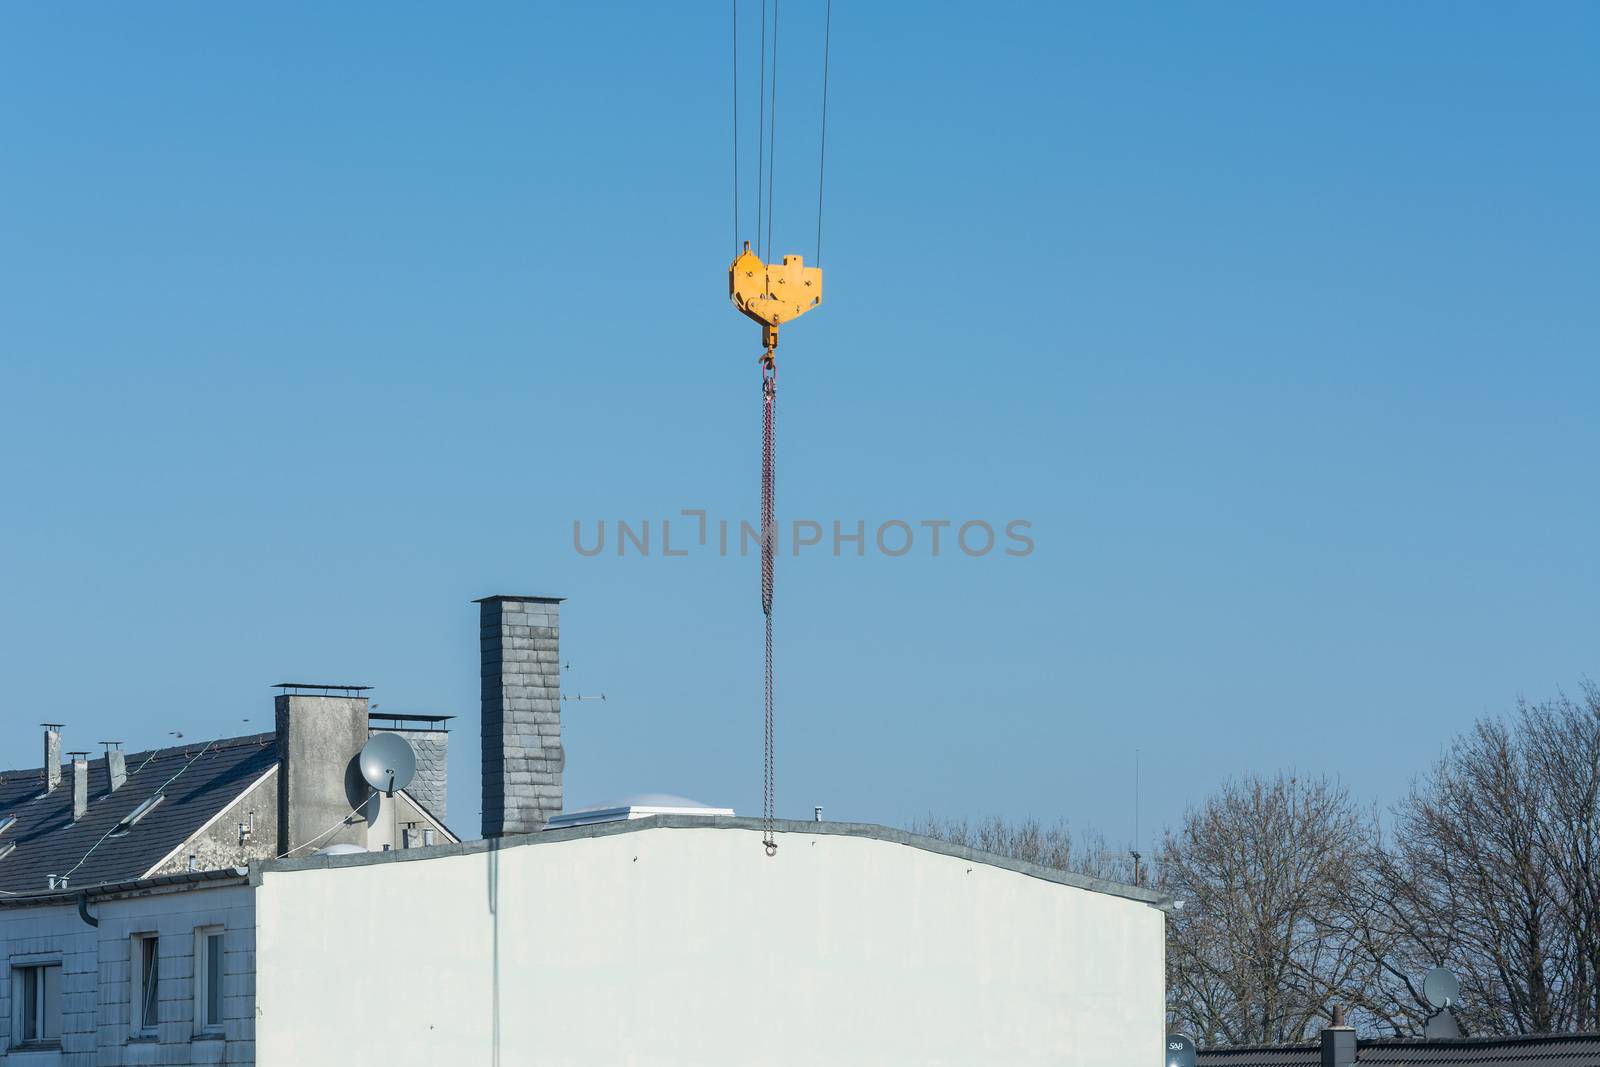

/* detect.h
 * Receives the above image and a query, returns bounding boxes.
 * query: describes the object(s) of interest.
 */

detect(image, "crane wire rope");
[815,0,832,265]
[732,0,829,856]
[765,0,780,264]
[755,0,768,261]
[731,0,740,256]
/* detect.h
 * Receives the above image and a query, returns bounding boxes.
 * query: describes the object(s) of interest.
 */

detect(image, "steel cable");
[732,0,740,254]
[765,0,780,264]
[815,0,831,265]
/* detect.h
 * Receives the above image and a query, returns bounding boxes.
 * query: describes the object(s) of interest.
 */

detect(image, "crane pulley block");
[729,242,822,357]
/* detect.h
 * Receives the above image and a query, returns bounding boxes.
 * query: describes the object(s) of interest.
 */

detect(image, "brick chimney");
[42,724,62,792]
[477,596,563,837]
[1321,1005,1357,1067]
[274,687,371,854]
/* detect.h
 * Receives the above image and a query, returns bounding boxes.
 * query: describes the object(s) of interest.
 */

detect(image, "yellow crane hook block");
[729,241,822,359]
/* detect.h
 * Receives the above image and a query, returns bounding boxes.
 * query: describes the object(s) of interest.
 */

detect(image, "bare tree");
[910,685,1600,1046]
[1365,686,1600,1036]
[1158,773,1377,1046]
[909,814,1136,883]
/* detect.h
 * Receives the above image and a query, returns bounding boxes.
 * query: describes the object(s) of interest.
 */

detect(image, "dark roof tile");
[1198,1034,1600,1067]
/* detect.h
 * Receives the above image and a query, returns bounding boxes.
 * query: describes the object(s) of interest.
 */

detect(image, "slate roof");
[0,734,275,894]
[1196,1033,1600,1067]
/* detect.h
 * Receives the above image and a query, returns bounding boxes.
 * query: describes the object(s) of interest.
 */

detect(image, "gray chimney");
[42,724,62,792]
[477,595,563,837]
[106,745,127,792]
[274,688,371,854]
[1320,1006,1357,1067]
[70,754,89,821]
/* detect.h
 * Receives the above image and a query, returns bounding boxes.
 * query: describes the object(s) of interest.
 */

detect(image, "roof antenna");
[560,662,608,703]
[1130,748,1142,886]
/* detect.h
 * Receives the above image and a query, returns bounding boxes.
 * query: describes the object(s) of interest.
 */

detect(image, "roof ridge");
[118,732,275,766]
[1366,1030,1600,1045]
[0,732,274,782]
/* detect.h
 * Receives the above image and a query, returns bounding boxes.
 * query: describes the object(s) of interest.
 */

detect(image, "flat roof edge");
[0,867,250,909]
[255,816,1175,909]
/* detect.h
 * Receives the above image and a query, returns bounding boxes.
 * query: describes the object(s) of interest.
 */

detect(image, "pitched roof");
[1196,1042,1319,1066]
[0,734,275,894]
[1196,1033,1600,1067]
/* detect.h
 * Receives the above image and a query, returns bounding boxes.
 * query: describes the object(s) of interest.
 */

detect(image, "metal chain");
[761,358,777,855]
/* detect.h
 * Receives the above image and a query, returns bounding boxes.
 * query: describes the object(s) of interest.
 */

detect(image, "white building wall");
[256,824,1165,1066]
[0,884,254,1067]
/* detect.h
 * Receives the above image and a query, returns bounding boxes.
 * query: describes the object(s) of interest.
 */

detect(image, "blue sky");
[2,3,1595,846]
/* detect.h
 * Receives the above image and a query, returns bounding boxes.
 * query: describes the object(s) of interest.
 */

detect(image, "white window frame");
[10,959,63,1048]
[193,926,225,1035]
[130,932,160,1038]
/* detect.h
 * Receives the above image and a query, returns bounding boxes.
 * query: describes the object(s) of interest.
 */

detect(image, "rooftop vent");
[110,794,164,837]
[273,682,373,696]
[544,794,734,830]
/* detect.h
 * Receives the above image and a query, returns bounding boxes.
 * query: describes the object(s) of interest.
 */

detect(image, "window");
[111,794,164,838]
[12,962,62,1046]
[193,926,224,1034]
[130,933,159,1036]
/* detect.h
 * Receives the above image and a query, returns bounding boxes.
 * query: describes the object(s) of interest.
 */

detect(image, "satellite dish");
[1165,1033,1197,1067]
[1424,966,1460,1011]
[359,733,416,796]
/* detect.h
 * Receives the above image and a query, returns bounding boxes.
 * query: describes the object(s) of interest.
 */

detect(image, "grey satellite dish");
[1424,966,1460,1010]
[1165,1033,1196,1067]
[359,733,416,797]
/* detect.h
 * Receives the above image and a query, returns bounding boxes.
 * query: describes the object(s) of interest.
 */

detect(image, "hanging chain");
[761,354,777,855]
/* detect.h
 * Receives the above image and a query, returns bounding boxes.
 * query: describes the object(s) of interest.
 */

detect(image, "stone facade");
[0,882,255,1065]
[478,596,563,836]
[149,771,279,879]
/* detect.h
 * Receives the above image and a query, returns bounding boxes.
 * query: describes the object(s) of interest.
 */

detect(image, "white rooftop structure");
[544,793,735,829]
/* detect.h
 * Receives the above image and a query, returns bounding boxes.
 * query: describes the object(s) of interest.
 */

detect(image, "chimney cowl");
[1321,1004,1357,1067]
